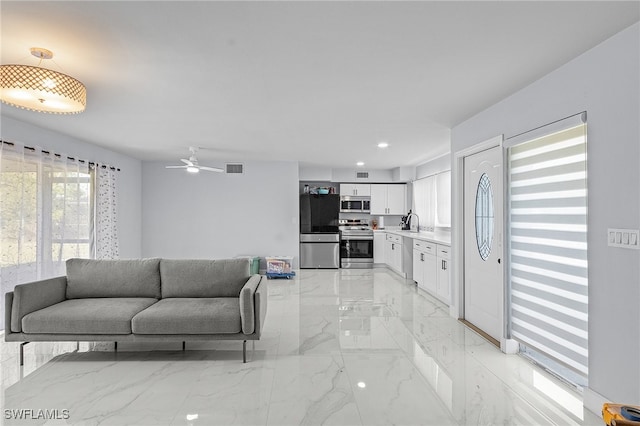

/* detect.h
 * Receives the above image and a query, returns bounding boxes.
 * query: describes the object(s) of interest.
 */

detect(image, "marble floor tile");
[266,354,361,426]
[1,267,603,426]
[171,359,275,426]
[342,352,456,425]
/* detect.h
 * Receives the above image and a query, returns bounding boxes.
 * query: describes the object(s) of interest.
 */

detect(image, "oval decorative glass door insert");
[475,173,494,261]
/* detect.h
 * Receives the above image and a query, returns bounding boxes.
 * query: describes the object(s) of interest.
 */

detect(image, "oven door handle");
[341,236,374,241]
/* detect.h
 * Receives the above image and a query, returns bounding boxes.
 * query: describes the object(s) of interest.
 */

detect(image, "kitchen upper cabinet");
[370,184,406,215]
[373,232,386,263]
[340,184,371,197]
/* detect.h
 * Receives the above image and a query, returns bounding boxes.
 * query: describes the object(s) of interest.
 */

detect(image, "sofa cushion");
[159,259,250,298]
[131,298,241,334]
[66,258,161,299]
[21,298,158,335]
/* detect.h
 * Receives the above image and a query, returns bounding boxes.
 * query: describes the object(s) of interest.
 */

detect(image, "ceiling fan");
[165,147,224,173]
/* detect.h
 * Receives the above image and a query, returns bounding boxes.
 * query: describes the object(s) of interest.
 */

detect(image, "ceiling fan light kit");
[0,47,87,114]
[166,147,224,173]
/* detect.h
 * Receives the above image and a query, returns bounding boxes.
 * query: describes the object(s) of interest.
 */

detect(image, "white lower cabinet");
[412,240,437,295]
[436,245,450,304]
[385,234,403,275]
[413,241,450,305]
[373,232,386,263]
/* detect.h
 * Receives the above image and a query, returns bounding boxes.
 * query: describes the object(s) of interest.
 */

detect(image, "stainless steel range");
[339,219,374,269]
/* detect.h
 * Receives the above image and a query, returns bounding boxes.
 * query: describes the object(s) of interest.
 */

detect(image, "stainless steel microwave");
[340,196,370,213]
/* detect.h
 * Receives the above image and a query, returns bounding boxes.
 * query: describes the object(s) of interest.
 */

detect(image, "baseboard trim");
[459,319,500,348]
[500,338,519,354]
[583,387,608,418]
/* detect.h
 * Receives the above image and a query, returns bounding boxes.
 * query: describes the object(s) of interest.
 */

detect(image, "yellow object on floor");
[603,403,640,426]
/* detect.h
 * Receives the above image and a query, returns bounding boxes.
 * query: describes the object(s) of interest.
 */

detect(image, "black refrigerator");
[299,194,340,268]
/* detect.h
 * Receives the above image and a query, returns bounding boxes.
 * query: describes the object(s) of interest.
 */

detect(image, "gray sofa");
[4,258,267,364]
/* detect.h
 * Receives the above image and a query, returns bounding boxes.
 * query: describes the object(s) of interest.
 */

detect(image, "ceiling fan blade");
[199,166,224,173]
[180,158,193,166]
[165,165,187,169]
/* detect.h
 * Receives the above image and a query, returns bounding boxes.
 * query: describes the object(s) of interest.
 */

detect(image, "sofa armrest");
[5,292,13,334]
[254,275,267,337]
[239,274,267,335]
[10,276,67,333]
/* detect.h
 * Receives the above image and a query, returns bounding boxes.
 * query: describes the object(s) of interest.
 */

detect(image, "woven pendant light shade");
[0,48,86,114]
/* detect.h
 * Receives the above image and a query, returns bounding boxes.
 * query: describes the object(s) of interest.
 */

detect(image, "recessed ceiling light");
[377,142,389,148]
[356,161,365,166]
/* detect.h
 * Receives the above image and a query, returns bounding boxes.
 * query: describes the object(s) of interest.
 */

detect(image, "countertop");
[373,228,451,246]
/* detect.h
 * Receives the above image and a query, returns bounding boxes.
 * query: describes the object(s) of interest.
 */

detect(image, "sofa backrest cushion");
[66,258,161,299]
[160,258,251,298]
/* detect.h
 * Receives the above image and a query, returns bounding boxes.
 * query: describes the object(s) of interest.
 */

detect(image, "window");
[1,153,91,278]
[435,170,451,228]
[412,175,435,231]
[0,144,91,329]
[507,115,588,378]
[475,173,494,261]
[412,170,451,231]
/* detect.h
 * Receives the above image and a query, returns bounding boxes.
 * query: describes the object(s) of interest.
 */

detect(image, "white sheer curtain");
[0,142,90,330]
[412,176,435,231]
[90,165,119,259]
[435,170,452,228]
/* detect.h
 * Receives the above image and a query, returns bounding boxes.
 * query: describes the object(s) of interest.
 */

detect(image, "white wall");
[299,166,332,181]
[141,161,299,268]
[451,23,640,410]
[0,116,142,258]
[299,166,412,183]
[415,153,451,180]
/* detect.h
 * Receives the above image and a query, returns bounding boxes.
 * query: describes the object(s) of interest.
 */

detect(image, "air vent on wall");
[226,163,244,174]
[356,171,369,179]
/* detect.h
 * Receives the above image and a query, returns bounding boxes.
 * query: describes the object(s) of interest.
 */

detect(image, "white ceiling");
[1,1,638,170]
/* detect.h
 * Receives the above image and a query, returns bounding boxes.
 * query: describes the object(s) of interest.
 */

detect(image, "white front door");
[463,146,503,342]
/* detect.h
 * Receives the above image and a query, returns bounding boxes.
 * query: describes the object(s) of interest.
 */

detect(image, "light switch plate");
[608,228,640,249]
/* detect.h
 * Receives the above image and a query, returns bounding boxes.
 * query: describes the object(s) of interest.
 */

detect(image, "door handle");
[420,253,424,261]
[498,258,501,264]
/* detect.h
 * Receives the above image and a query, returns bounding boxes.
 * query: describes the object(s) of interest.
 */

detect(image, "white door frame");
[452,135,518,354]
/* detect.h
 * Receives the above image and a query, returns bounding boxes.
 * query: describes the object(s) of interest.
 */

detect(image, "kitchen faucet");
[407,212,419,233]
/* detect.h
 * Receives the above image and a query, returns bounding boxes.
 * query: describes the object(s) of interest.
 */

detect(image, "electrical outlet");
[608,228,640,249]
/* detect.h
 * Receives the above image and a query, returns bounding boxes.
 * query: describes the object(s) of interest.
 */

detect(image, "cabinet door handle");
[420,253,424,262]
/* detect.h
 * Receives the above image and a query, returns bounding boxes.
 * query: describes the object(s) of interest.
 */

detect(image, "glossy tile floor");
[1,268,603,425]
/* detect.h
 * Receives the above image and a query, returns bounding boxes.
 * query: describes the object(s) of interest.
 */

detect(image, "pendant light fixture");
[0,47,86,114]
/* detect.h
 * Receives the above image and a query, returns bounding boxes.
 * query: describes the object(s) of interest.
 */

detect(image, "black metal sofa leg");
[243,340,247,363]
[19,342,29,366]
